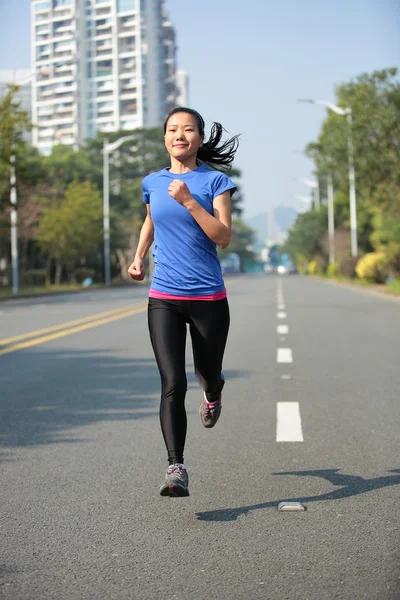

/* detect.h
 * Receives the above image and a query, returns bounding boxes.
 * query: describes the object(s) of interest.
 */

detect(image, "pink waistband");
[149,288,227,301]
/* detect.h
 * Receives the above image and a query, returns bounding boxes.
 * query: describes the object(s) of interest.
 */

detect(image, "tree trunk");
[55,261,62,285]
[116,248,129,280]
[45,257,51,286]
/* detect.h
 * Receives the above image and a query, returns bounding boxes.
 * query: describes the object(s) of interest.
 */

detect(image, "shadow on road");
[0,348,248,455]
[196,468,400,521]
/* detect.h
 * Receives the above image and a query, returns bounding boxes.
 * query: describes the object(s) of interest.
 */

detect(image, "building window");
[35,1,50,11]
[117,0,135,12]
[53,0,72,7]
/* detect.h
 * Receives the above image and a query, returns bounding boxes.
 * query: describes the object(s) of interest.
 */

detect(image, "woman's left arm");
[168,180,232,249]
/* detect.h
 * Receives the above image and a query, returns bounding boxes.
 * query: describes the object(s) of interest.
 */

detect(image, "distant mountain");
[245,206,298,251]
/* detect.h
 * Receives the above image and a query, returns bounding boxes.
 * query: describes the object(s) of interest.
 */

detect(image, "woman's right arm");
[128,205,154,281]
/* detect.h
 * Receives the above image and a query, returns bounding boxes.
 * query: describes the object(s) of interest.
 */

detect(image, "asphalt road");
[0,275,399,600]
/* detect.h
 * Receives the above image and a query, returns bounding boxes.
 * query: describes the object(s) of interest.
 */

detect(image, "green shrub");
[382,243,400,277]
[307,260,319,275]
[339,256,359,279]
[355,252,388,283]
[326,262,339,277]
[23,269,47,286]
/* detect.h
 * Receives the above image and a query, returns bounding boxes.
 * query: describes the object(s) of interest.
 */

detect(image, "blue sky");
[0,0,399,218]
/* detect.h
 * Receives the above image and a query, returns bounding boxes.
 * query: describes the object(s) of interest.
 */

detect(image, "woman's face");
[164,112,204,161]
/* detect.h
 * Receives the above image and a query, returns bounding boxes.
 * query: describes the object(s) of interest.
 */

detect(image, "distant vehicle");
[220,253,241,274]
[277,262,297,275]
[263,263,274,274]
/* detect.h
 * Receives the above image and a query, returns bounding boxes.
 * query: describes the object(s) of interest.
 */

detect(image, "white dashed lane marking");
[277,348,293,363]
[276,402,304,442]
[277,324,289,335]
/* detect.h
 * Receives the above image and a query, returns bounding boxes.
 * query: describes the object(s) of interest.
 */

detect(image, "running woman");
[128,107,239,497]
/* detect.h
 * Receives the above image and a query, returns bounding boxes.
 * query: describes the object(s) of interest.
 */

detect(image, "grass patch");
[0,283,104,299]
[386,279,400,294]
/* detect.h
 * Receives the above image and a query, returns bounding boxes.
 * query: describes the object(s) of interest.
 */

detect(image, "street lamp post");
[10,153,18,295]
[290,176,320,209]
[327,174,335,264]
[298,99,358,256]
[7,72,34,295]
[302,178,320,209]
[102,134,136,286]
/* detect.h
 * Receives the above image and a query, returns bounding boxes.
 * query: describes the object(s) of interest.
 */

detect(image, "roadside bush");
[382,243,400,277]
[339,256,359,279]
[22,269,47,286]
[326,262,339,277]
[307,260,319,275]
[355,252,388,283]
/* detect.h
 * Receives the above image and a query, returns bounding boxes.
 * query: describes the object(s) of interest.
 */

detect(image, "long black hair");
[163,107,239,172]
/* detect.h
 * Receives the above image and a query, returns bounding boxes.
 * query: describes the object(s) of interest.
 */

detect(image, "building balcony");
[95,71,113,79]
[55,105,74,114]
[38,127,55,137]
[96,40,113,50]
[94,51,114,60]
[118,30,136,38]
[53,73,74,82]
[118,50,135,59]
[120,92,137,101]
[96,21,113,30]
[94,11,111,20]
[54,24,73,33]
[121,18,135,27]
[96,115,115,123]
[96,81,114,91]
[53,13,73,22]
[37,110,53,118]
[54,63,74,73]
[54,80,75,90]
[56,127,74,135]
[52,33,74,43]
[54,43,75,54]
[38,90,54,99]
[35,34,50,43]
[119,70,136,79]
[93,32,113,42]
[34,14,50,22]
[98,105,115,113]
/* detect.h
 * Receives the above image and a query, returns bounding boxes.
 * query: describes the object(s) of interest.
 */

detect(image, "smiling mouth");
[173,144,188,148]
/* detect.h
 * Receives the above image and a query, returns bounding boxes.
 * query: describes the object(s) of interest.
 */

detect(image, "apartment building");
[31,0,180,154]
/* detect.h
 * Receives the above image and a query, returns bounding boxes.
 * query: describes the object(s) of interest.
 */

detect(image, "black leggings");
[148,297,230,464]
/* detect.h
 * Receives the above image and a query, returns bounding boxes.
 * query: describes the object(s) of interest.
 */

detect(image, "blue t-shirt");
[143,164,236,296]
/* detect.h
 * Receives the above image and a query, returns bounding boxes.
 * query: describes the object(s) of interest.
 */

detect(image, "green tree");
[305,68,400,251]
[219,218,256,269]
[36,181,103,284]
[0,85,31,205]
[282,209,328,266]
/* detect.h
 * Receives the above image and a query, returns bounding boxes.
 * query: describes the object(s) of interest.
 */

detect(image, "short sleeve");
[142,176,150,204]
[212,172,237,200]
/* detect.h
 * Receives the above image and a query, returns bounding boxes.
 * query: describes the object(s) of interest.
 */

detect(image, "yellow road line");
[0,305,147,357]
[0,303,141,346]
[0,278,243,356]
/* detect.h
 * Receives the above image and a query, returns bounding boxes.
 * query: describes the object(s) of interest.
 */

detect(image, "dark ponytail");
[163,107,240,172]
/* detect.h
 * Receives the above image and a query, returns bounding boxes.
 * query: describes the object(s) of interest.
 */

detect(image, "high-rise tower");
[31,0,178,154]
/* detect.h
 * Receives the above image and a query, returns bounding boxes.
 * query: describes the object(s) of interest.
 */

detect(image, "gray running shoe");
[160,463,189,497]
[199,393,222,428]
